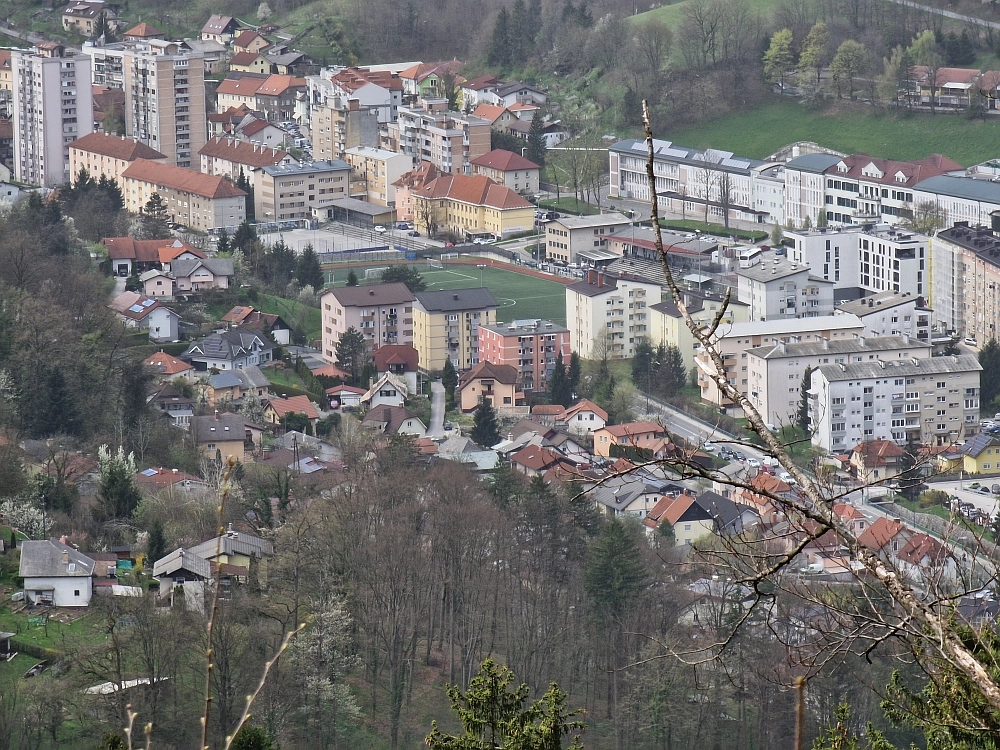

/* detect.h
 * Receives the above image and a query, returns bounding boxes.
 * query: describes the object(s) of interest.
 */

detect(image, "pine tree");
[442,358,459,407]
[236,168,256,222]
[510,0,529,61]
[526,111,547,168]
[489,457,525,509]
[797,366,814,432]
[471,399,502,447]
[487,7,512,68]
[584,519,649,621]
[216,228,231,254]
[296,244,325,289]
[659,344,687,397]
[94,445,142,523]
[336,327,368,385]
[549,350,572,407]
[38,369,81,437]
[631,339,655,393]
[568,352,581,396]
[980,339,1000,410]
[346,269,359,286]
[380,265,427,292]
[147,518,166,566]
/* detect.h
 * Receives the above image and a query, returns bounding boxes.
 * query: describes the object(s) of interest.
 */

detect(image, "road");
[928,477,1000,518]
[885,0,1000,29]
[428,381,446,438]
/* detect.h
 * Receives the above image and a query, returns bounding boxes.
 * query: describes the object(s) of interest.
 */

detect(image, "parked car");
[733,452,747,463]
[991,484,1000,495]
[373,225,387,233]
[397,222,412,230]
[978,486,994,495]
[408,230,420,237]
[444,421,453,430]
[472,237,491,245]
[746,458,761,468]
[702,441,718,453]
[445,242,455,248]
[966,337,978,346]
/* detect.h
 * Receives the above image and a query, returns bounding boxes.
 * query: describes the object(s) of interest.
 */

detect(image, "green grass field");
[631,0,784,27]
[326,264,570,325]
[665,99,1000,166]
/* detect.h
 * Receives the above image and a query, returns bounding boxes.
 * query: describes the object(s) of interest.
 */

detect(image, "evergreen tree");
[346,269,359,287]
[230,726,275,750]
[94,445,142,524]
[488,7,512,68]
[97,174,124,209]
[797,366,814,432]
[584,519,649,621]
[140,192,171,239]
[232,220,258,253]
[510,0,529,61]
[980,339,1000,409]
[526,111,547,168]
[658,344,687,397]
[442,358,459,407]
[296,244,325,289]
[216,228,231,254]
[549,350,572,407]
[568,352,581,396]
[264,239,297,287]
[336,327,368,385]
[631,339,656,393]
[37,369,81,438]
[489,456,525,509]
[817,210,829,227]
[236,168,256,222]
[898,436,923,504]
[146,518,166,566]
[471,399,502,448]
[380,265,427,292]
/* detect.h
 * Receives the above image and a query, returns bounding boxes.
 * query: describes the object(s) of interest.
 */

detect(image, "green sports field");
[326,264,570,325]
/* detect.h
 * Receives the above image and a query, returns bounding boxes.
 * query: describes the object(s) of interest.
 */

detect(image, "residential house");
[235,365,271,398]
[461,75,501,108]
[961,433,1000,474]
[179,38,227,75]
[152,548,211,601]
[62,1,120,35]
[182,329,276,371]
[206,372,243,407]
[199,136,290,181]
[344,145,411,206]
[590,476,674,518]
[360,372,409,409]
[320,283,416,361]
[565,270,662,359]
[478,319,570,392]
[221,306,292,345]
[122,22,165,41]
[508,445,565,476]
[850,439,905,483]
[108,292,179,341]
[386,98,490,175]
[736,255,835,322]
[494,81,546,107]
[19,538,96,607]
[231,31,270,55]
[170,258,235,292]
[556,399,608,436]
[397,61,463,99]
[201,15,243,44]
[216,73,306,123]
[911,66,981,110]
[392,162,441,221]
[147,382,195,426]
[361,404,426,436]
[266,47,306,76]
[593,421,666,458]
[470,103,513,128]
[544,213,632,264]
[265,395,320,431]
[190,414,250,461]
[731,473,797,526]
[143,351,195,382]
[234,117,289,146]
[458,361,524,413]
[412,173,534,239]
[858,516,912,558]
[68,132,167,184]
[833,502,868,536]
[229,52,272,75]
[835,292,932,342]
[810,354,982,452]
[326,384,365,409]
[414,287,499,371]
[121,159,246,232]
[642,493,714,545]
[896,532,956,583]
[103,236,204,277]
[136,467,206,493]
[257,159,351,221]
[470,149,540,195]
[306,66,402,158]
[374,344,420,393]
[187,527,274,569]
[649,291,749,367]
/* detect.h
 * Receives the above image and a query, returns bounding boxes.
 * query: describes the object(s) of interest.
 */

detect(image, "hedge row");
[11,638,63,661]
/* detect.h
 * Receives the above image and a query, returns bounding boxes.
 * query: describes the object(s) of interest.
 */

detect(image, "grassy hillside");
[663,99,1000,166]
[631,0,783,27]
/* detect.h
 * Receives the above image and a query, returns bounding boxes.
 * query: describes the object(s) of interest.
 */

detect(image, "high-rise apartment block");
[12,42,93,187]
[386,98,490,174]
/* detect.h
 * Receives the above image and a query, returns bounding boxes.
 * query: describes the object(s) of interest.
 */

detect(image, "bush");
[918,489,949,509]
[11,639,63,661]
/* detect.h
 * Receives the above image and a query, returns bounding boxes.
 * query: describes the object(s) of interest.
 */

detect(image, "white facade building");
[12,44,93,187]
[736,255,834,321]
[810,355,981,453]
[747,335,932,428]
[834,292,932,341]
[565,269,661,359]
[786,226,864,287]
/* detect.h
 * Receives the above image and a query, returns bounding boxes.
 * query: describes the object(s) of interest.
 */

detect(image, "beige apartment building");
[545,213,632,264]
[257,160,352,221]
[82,39,207,168]
[746,335,932,428]
[121,158,246,231]
[470,149,541,195]
[649,291,749,366]
[695,314,865,412]
[412,173,534,239]
[344,146,411,206]
[320,283,416,363]
[312,99,379,160]
[387,98,491,174]
[199,136,290,181]
[565,270,662,359]
[0,50,11,117]
[933,223,1000,346]
[413,288,499,372]
[69,131,166,183]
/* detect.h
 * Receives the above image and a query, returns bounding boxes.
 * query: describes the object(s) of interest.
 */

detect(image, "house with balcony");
[458,361,525,414]
[477,319,570,392]
[736,256,834,322]
[565,270,661,360]
[320,283,415,363]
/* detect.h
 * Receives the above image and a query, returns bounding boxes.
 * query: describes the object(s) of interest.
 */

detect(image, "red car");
[445,242,455,248]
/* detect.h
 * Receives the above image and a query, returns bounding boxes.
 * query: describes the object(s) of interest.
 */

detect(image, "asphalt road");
[428,381,446,438]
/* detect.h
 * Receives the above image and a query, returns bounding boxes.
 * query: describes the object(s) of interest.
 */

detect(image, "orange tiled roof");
[858,516,906,551]
[199,136,288,168]
[267,395,319,420]
[122,159,247,199]
[70,132,166,161]
[471,148,540,172]
[471,104,510,124]
[143,352,193,375]
[600,422,664,438]
[416,174,532,210]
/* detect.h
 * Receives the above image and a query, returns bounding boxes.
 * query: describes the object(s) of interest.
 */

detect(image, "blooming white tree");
[1,497,52,540]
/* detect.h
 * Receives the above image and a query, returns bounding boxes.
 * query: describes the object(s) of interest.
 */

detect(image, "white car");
[472,237,491,245]
[779,471,797,485]
[746,458,761,468]
[373,225,386,233]
[966,337,978,346]
[702,441,718,453]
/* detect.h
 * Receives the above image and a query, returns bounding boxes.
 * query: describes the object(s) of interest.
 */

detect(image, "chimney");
[453,293,459,300]
[597,271,604,288]
[172,468,178,473]
[588,268,596,284]
[62,549,69,565]
[369,289,375,295]
[214,409,219,418]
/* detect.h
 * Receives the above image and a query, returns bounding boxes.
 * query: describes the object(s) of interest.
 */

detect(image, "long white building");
[565,269,661,359]
[12,43,93,187]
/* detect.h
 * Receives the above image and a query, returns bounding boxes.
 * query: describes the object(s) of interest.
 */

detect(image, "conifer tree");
[296,244,325,289]
[526,111,547,168]
[471,399,502,447]
[488,7,512,68]
[346,269,359,286]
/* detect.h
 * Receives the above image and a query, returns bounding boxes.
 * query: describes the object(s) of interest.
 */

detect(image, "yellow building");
[344,146,411,206]
[649,291,749,365]
[458,361,523,413]
[412,173,534,240]
[413,287,498,372]
[961,434,1000,474]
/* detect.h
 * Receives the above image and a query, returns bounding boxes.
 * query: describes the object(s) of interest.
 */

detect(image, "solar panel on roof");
[662,148,688,159]
[141,468,158,476]
[142,299,155,307]
[129,304,144,313]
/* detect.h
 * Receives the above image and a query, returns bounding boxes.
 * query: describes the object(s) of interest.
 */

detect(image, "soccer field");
[326,263,570,325]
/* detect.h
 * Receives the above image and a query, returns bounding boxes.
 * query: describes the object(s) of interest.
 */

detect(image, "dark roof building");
[414,287,499,313]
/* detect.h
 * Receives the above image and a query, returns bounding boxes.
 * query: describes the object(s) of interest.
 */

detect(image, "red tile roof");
[747,473,793,495]
[103,237,193,262]
[375,344,419,372]
[199,136,289,168]
[70,132,166,161]
[828,153,962,187]
[416,174,532,210]
[471,149,540,172]
[559,399,608,423]
[239,119,273,137]
[858,516,907,552]
[311,363,352,379]
[221,305,256,323]
[852,439,904,467]
[123,22,164,38]
[267,395,319,420]
[325,384,365,396]
[122,159,247,199]
[911,65,981,87]
[599,422,664,438]
[645,493,698,527]
[531,404,563,415]
[459,361,520,388]
[471,104,510,124]
[136,467,201,488]
[229,51,267,67]
[464,74,499,91]
[399,60,463,83]
[144,352,194,375]
[216,74,269,97]
[897,532,950,566]
[232,31,268,49]
[330,67,403,93]
[256,74,306,96]
[833,502,865,521]
[510,445,563,471]
[393,161,441,189]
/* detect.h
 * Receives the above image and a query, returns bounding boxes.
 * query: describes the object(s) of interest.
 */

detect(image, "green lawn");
[665,99,1000,166]
[256,294,323,344]
[0,607,103,652]
[326,264,571,325]
[631,0,784,27]
[537,196,602,216]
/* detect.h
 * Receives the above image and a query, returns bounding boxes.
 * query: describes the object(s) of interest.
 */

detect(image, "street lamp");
[521,147,529,159]
[263,212,272,244]
[477,264,486,287]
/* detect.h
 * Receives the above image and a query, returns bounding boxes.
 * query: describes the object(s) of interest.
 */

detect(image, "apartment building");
[747,335,932,428]
[470,149,540,195]
[478,319,571,391]
[413,288,499,372]
[545,213,632,264]
[932,223,1000,345]
[412,173,534,239]
[648,291,749,365]
[694,314,864,411]
[120,158,246,231]
[834,292,932,341]
[0,50,12,118]
[68,131,166,183]
[311,98,379,160]
[565,270,661,359]
[12,43,93,187]
[387,98,491,174]
[913,173,1000,227]
[257,160,351,221]
[786,226,864,286]
[215,73,306,123]
[344,145,411,206]
[810,355,981,452]
[608,138,777,225]
[82,38,206,168]
[736,256,834,321]
[783,152,960,228]
[199,136,290,181]
[320,283,415,362]
[392,162,441,221]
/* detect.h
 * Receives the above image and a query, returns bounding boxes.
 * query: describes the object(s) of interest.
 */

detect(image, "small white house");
[360,372,408,409]
[325,384,365,410]
[18,538,96,607]
[147,306,179,342]
[557,399,608,436]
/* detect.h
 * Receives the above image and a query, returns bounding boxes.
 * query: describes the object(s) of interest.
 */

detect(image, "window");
[74,590,80,596]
